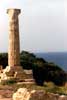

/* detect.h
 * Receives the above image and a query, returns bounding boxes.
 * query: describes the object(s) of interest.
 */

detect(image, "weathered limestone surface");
[0,66,27,81]
[13,88,67,100]
[0,9,29,82]
[7,9,20,67]
[13,88,30,100]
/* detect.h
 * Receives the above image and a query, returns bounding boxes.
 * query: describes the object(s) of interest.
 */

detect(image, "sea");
[35,52,67,72]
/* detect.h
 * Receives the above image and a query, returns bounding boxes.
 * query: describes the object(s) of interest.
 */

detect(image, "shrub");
[32,62,67,86]
[1,79,16,85]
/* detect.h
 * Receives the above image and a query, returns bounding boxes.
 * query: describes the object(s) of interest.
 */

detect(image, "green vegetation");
[0,78,16,85]
[0,82,67,95]
[32,62,67,86]
[44,82,67,95]
[0,53,8,68]
[0,51,67,86]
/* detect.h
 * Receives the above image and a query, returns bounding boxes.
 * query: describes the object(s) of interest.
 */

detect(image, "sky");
[0,0,67,53]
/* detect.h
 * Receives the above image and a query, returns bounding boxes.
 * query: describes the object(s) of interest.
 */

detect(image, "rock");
[0,66,28,82]
[30,91,59,100]
[13,88,30,100]
[58,95,67,100]
[0,66,34,83]
[13,88,67,100]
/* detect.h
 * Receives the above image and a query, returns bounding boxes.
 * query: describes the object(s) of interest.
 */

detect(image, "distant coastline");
[35,52,67,71]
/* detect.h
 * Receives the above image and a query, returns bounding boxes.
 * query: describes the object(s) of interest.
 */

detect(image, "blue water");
[35,52,67,71]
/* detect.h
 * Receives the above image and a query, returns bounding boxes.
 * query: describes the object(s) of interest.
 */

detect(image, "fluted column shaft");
[7,9,21,67]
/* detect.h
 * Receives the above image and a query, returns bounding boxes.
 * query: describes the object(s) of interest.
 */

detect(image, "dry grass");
[0,81,67,97]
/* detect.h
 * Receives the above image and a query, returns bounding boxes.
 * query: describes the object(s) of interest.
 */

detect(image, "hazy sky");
[0,0,67,52]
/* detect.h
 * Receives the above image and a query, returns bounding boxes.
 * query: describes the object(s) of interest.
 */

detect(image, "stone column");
[0,9,29,82]
[7,9,21,67]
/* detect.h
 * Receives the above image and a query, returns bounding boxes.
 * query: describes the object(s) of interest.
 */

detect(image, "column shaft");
[7,9,21,67]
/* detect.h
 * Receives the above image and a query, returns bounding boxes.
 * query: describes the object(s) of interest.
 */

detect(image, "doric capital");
[7,9,21,15]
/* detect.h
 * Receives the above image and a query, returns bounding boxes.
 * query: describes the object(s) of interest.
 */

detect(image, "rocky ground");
[0,85,13,100]
[0,82,66,100]
[0,81,35,100]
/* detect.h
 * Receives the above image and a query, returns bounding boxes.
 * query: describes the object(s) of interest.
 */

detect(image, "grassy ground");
[0,81,66,96]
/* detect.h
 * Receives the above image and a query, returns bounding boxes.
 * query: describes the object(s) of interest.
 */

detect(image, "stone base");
[0,66,29,82]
